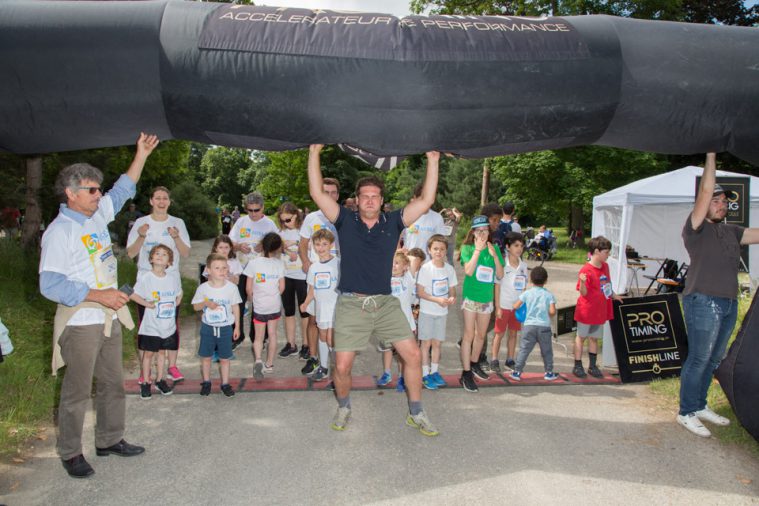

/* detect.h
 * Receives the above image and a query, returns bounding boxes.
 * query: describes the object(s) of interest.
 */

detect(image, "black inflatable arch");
[1,1,759,163]
[716,292,759,443]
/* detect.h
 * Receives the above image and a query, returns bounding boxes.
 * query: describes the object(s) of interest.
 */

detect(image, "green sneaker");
[406,411,439,437]
[331,406,351,431]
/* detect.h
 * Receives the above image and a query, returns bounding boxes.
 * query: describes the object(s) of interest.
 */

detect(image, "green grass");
[0,239,61,459]
[549,227,589,265]
[649,296,759,456]
[0,240,198,460]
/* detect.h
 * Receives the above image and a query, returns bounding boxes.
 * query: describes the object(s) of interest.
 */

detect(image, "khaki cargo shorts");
[333,294,414,352]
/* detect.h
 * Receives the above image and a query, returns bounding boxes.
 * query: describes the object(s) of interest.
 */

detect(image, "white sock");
[423,365,430,376]
[319,340,330,369]
[431,363,439,374]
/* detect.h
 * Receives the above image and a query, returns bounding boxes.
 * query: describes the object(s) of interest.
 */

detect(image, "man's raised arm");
[125,132,159,184]
[308,144,339,223]
[690,152,716,230]
[403,151,440,227]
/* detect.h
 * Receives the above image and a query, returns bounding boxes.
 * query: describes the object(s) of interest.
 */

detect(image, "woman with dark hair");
[126,185,191,383]
[276,202,309,358]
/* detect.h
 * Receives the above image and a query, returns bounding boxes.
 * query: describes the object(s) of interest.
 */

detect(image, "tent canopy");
[592,166,759,292]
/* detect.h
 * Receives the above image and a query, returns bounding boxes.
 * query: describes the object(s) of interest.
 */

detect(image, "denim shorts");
[198,323,233,359]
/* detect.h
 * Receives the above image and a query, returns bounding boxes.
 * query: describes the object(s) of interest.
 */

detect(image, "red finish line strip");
[124,372,620,395]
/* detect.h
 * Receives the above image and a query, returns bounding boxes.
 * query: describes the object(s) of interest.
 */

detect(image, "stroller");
[524,229,557,264]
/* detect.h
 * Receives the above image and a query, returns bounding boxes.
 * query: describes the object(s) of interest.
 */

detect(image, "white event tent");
[592,166,759,295]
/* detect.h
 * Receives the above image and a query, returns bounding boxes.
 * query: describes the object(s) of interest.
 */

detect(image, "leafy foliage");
[198,146,253,210]
[411,0,757,23]
[169,180,219,239]
[490,146,667,227]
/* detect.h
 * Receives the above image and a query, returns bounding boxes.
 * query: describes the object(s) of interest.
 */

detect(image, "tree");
[257,149,310,210]
[438,157,504,216]
[490,146,667,230]
[20,157,42,249]
[198,146,253,209]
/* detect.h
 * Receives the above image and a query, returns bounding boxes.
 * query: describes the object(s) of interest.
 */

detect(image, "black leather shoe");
[95,439,145,457]
[62,454,95,478]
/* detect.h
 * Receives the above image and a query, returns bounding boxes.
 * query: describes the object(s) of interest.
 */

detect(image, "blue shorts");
[198,323,233,359]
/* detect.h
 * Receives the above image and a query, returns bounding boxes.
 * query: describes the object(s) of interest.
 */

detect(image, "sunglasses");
[281,217,295,223]
[247,207,262,213]
[77,186,101,195]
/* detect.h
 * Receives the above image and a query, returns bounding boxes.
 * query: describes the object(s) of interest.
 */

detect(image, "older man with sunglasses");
[230,192,278,346]
[39,133,159,478]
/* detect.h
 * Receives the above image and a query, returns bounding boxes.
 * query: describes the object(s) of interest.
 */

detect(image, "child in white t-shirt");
[416,235,458,390]
[492,231,528,372]
[300,229,339,382]
[244,232,286,380]
[376,251,417,389]
[204,235,245,347]
[191,253,242,397]
[130,244,182,399]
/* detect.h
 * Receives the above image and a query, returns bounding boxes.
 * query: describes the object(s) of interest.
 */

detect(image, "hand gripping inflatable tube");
[1,1,758,165]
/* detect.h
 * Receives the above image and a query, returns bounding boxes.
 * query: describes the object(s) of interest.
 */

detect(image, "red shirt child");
[575,261,614,325]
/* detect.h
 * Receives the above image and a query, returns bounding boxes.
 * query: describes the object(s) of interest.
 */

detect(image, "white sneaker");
[695,406,730,427]
[677,413,711,438]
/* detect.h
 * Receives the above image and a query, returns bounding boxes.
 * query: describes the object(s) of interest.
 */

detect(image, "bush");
[167,181,218,240]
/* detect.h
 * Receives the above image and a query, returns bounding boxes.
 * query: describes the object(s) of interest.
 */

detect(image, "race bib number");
[314,272,332,289]
[431,278,449,297]
[205,304,228,324]
[91,245,117,288]
[156,301,176,319]
[441,225,453,236]
[475,265,494,284]
[391,278,403,297]
[513,275,527,292]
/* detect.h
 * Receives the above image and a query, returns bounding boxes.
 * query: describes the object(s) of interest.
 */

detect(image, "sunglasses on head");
[78,186,101,195]
[247,207,262,213]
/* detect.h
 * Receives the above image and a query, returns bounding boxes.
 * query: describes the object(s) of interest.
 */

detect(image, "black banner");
[199,5,590,62]
[608,294,688,383]
[696,175,751,270]
[557,305,577,336]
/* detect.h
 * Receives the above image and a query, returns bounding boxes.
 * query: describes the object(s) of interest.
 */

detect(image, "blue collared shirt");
[39,174,135,306]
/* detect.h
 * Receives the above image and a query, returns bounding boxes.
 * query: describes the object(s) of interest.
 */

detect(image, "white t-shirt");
[202,257,242,282]
[126,214,190,282]
[417,260,458,316]
[498,257,529,309]
[243,256,285,315]
[191,281,242,327]
[306,256,340,325]
[40,196,117,326]
[279,228,306,280]
[300,210,340,262]
[133,271,182,338]
[402,210,445,259]
[230,215,278,267]
[391,271,416,331]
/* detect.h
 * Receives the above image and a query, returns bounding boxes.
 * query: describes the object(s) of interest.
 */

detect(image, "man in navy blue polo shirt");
[307,144,441,436]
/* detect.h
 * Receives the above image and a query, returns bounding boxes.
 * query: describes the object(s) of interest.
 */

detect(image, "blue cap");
[471,215,489,229]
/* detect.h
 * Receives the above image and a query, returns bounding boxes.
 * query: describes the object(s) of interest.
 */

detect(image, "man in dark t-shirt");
[677,152,759,438]
[307,144,440,436]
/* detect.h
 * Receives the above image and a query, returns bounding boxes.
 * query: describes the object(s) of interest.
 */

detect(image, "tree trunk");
[480,158,490,208]
[21,156,42,250]
[569,203,585,244]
